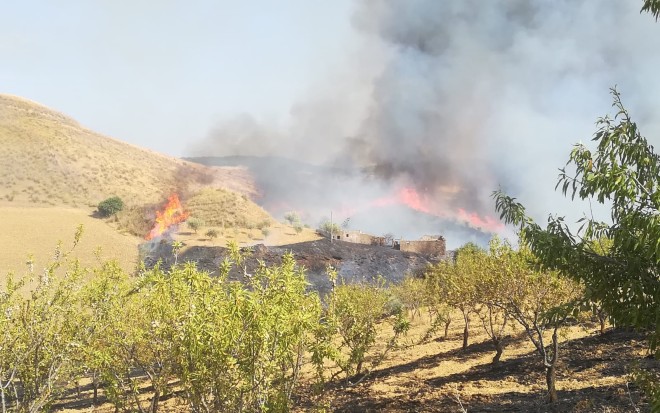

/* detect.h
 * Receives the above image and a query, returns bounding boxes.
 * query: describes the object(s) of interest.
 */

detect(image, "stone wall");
[395,237,446,258]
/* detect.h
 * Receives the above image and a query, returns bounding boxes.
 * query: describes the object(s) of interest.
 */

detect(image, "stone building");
[339,230,387,246]
[394,236,446,258]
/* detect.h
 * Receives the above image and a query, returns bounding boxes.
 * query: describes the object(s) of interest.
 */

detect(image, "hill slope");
[0,94,254,207]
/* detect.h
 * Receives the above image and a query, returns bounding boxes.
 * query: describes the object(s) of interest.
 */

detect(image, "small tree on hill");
[186,217,204,234]
[284,212,300,226]
[205,228,219,242]
[97,196,124,217]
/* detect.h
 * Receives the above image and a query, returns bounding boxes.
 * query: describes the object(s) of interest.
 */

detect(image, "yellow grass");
[0,94,255,208]
[0,204,141,277]
[173,221,322,249]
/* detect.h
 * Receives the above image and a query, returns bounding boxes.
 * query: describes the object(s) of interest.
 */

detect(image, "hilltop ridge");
[0,94,254,207]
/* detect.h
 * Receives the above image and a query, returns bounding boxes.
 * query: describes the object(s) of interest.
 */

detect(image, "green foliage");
[493,89,660,353]
[205,228,219,241]
[426,243,485,349]
[312,270,408,384]
[317,220,341,237]
[1,232,323,412]
[293,223,303,234]
[97,196,124,217]
[642,0,660,20]
[284,211,300,226]
[256,220,272,230]
[186,217,204,234]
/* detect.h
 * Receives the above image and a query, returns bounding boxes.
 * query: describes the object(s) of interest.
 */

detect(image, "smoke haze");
[190,0,660,248]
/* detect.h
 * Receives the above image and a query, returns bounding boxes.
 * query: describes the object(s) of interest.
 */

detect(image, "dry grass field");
[0,204,140,276]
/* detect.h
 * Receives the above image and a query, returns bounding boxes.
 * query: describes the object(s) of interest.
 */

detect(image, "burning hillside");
[186,156,500,248]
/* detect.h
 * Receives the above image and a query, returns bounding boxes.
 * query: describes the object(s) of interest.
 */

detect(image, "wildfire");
[145,194,190,240]
[371,186,504,233]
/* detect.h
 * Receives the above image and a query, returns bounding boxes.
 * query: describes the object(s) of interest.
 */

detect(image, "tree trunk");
[545,364,558,403]
[93,381,98,406]
[149,389,160,413]
[444,319,451,339]
[462,317,469,350]
[598,310,607,334]
[492,338,503,364]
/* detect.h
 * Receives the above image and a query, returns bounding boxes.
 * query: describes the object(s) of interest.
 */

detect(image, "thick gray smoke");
[189,0,660,247]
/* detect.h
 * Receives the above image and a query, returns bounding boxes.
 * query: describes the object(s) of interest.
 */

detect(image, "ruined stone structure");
[339,230,387,246]
[394,236,446,258]
[335,230,446,258]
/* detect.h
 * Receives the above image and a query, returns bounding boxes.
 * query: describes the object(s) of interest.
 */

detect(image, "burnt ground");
[143,238,440,295]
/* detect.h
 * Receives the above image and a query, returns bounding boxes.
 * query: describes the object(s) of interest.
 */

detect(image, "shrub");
[205,228,219,241]
[284,212,300,226]
[186,217,204,234]
[312,269,408,382]
[318,220,341,237]
[97,196,124,217]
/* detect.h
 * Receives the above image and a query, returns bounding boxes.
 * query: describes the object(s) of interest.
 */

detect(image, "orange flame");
[370,186,504,233]
[145,194,190,240]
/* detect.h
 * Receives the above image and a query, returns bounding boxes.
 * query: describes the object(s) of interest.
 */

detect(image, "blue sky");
[1,1,354,157]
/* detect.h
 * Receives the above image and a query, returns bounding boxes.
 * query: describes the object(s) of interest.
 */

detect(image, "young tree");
[494,89,660,350]
[186,217,204,234]
[205,228,219,242]
[97,196,124,217]
[474,237,514,364]
[426,243,483,349]
[284,212,300,226]
[493,248,582,403]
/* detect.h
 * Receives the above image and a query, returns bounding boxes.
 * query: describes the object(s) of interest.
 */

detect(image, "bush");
[186,217,204,234]
[311,270,408,382]
[318,220,341,237]
[284,212,300,226]
[205,228,219,241]
[97,196,124,217]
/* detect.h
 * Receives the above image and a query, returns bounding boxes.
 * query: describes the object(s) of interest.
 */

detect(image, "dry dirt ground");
[52,311,657,413]
[295,312,657,413]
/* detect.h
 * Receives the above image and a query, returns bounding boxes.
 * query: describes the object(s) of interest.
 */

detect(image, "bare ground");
[296,313,657,413]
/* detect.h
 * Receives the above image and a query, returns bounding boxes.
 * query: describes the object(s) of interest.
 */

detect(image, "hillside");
[0,94,254,207]
[0,94,284,276]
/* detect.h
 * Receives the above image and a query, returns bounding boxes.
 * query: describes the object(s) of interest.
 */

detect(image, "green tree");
[186,217,204,234]
[494,89,659,350]
[318,220,341,238]
[493,250,581,403]
[205,228,219,242]
[474,237,514,364]
[427,243,483,349]
[284,212,300,226]
[97,196,124,217]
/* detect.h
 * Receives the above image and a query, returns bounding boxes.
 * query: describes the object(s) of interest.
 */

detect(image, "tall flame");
[145,194,190,240]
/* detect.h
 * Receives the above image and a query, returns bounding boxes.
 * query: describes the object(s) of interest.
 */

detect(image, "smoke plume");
[189,0,660,247]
